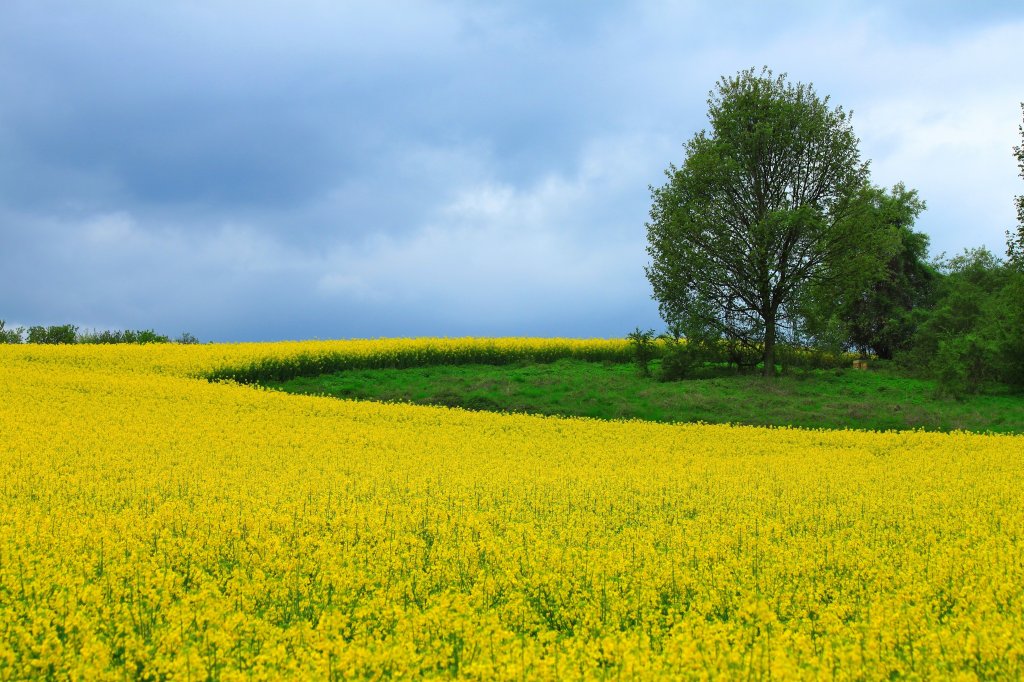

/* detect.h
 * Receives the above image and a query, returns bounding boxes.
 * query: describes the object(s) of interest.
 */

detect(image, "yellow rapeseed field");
[1,339,1023,679]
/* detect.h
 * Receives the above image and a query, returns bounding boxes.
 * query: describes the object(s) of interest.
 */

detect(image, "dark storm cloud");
[0,2,626,216]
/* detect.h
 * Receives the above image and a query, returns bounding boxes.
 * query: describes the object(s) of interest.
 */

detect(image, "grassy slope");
[261,358,1024,433]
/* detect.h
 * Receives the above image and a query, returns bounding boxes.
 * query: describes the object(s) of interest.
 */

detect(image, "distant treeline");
[0,322,198,345]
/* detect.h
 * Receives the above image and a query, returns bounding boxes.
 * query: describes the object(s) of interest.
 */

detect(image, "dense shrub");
[657,336,696,381]
[77,328,171,344]
[26,324,78,344]
[932,334,997,398]
[898,249,1024,395]
[991,273,1024,387]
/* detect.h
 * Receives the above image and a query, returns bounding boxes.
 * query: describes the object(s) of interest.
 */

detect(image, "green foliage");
[656,336,692,381]
[626,327,657,377]
[900,248,1024,395]
[990,272,1024,387]
[775,344,851,372]
[0,320,24,344]
[26,324,78,344]
[646,67,895,377]
[6,322,188,345]
[176,332,200,345]
[135,329,170,344]
[663,315,728,372]
[653,333,848,382]
[933,334,996,398]
[77,328,171,344]
[804,184,933,359]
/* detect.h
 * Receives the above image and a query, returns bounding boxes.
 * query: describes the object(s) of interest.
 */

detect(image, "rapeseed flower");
[0,339,1022,679]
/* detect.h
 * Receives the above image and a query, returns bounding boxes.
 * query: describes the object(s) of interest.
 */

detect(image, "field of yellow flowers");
[2,339,1023,679]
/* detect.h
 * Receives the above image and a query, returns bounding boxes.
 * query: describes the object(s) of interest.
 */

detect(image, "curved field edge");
[0,337,632,382]
[2,341,1024,678]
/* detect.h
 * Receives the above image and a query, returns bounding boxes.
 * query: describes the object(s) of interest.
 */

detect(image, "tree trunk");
[763,313,776,378]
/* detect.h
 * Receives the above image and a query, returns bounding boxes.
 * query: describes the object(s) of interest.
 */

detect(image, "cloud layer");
[1,1,1022,340]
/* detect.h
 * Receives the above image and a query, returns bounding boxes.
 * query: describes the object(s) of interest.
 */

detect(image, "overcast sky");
[1,1,1022,342]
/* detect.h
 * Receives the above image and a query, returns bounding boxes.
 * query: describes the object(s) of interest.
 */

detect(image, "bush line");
[203,342,633,384]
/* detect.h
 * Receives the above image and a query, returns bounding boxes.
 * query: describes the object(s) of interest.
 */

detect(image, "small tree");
[646,67,896,377]
[626,327,657,377]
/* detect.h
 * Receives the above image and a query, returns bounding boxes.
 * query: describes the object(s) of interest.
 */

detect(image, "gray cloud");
[1,1,1022,341]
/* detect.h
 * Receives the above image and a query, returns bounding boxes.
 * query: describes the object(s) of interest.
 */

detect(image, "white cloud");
[718,14,1024,255]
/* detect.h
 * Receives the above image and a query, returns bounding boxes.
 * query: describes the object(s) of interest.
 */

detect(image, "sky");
[1,1,1022,342]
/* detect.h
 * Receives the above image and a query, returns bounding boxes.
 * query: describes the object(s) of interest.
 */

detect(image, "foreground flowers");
[1,340,1022,679]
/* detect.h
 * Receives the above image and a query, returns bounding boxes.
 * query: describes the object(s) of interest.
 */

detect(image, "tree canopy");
[802,183,932,359]
[646,67,901,375]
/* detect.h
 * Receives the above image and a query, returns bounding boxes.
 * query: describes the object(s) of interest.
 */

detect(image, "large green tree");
[803,184,933,359]
[646,68,895,375]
